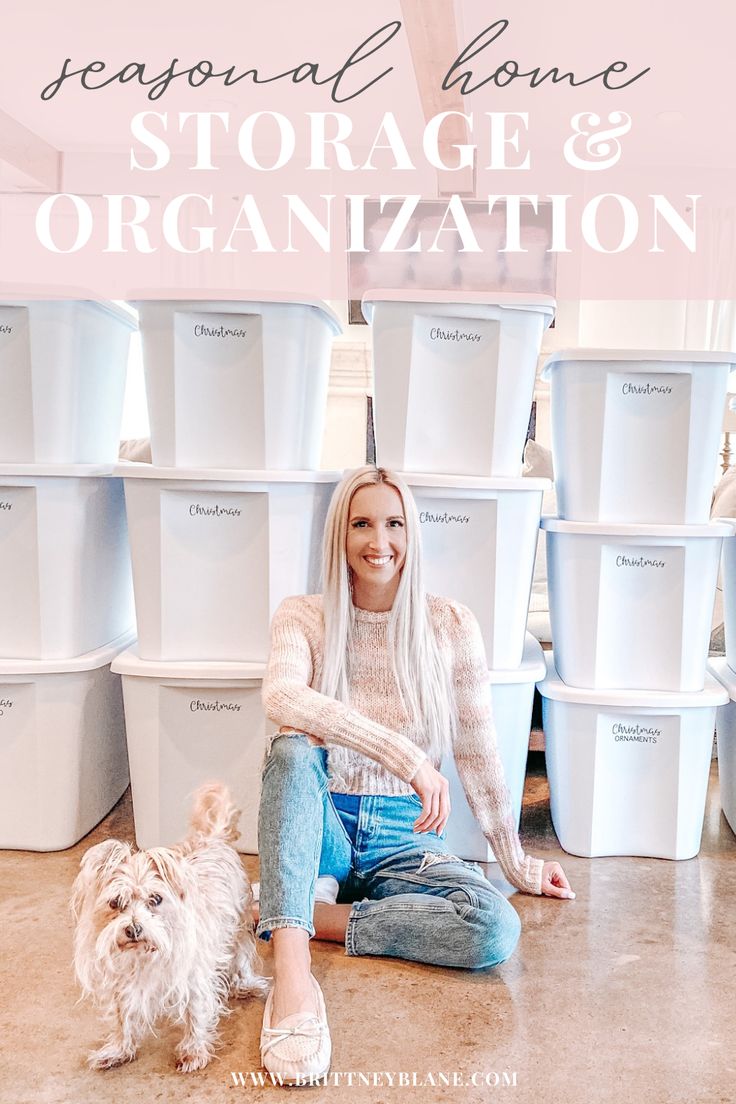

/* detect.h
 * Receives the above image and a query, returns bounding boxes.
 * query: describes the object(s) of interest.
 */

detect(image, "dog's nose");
[124,921,142,941]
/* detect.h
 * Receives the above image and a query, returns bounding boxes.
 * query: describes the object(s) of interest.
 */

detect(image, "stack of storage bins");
[538,349,736,859]
[362,290,556,861]
[112,298,342,852]
[0,299,136,850]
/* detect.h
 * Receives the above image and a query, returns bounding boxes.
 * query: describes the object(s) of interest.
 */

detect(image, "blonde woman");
[256,466,573,1083]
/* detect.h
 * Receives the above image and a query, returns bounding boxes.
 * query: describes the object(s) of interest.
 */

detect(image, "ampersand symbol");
[563,111,632,171]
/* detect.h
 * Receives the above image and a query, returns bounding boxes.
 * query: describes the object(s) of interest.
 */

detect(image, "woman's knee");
[263,731,324,775]
[465,895,521,970]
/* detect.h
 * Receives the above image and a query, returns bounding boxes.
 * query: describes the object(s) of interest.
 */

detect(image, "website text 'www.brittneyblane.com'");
[230,1070,518,1088]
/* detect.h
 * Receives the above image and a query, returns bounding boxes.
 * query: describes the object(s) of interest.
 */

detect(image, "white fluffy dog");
[71,783,267,1072]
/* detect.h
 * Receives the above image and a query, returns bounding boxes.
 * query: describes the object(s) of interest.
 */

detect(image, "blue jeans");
[256,733,521,970]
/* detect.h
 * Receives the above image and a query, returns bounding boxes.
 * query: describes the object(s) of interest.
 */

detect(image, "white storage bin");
[118,464,338,662]
[0,299,135,464]
[539,654,726,859]
[0,631,133,850]
[405,473,549,668]
[363,290,555,477]
[134,298,341,469]
[443,633,545,862]
[707,658,736,836]
[113,649,273,853]
[542,349,736,523]
[0,464,134,659]
[543,518,729,691]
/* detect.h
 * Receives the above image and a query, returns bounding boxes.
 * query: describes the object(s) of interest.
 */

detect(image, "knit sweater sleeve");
[262,597,427,784]
[444,600,544,896]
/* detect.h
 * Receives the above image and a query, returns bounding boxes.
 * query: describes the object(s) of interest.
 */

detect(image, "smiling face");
[346,481,407,610]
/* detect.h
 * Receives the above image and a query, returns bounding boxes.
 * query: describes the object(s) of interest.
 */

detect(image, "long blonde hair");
[320,466,455,759]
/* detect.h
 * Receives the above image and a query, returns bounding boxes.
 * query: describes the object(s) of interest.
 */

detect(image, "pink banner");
[0,0,734,298]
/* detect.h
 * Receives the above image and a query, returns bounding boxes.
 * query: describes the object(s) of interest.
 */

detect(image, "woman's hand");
[541,861,575,899]
[410,760,451,835]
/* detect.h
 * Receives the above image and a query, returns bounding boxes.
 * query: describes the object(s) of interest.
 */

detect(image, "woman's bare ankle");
[312,902,352,943]
[270,973,318,1024]
[270,929,317,1023]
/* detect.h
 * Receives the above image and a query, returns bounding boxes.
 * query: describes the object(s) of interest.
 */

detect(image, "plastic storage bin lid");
[0,463,118,479]
[542,347,736,381]
[538,653,728,708]
[112,636,544,685]
[489,633,546,684]
[114,462,342,483]
[540,518,733,538]
[712,516,736,533]
[0,298,137,328]
[403,472,550,492]
[361,289,556,322]
[0,629,136,676]
[128,294,342,335]
[111,647,267,682]
[707,658,736,702]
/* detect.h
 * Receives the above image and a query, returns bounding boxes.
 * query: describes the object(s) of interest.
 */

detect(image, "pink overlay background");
[0,0,734,300]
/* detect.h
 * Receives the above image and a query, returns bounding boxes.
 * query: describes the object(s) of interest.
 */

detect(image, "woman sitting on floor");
[256,465,574,1083]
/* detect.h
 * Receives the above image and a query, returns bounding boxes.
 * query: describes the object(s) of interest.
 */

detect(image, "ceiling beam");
[0,110,60,191]
[399,0,475,195]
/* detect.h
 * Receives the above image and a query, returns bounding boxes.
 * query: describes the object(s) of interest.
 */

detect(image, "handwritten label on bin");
[192,321,249,340]
[428,325,483,345]
[189,698,242,713]
[419,510,471,525]
[621,380,673,397]
[611,721,660,745]
[614,552,667,570]
[187,502,242,519]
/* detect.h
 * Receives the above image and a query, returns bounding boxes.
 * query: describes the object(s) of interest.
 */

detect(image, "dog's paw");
[88,1045,137,1070]
[175,1049,211,1073]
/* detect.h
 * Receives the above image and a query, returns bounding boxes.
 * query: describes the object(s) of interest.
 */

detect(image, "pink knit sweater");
[262,594,543,896]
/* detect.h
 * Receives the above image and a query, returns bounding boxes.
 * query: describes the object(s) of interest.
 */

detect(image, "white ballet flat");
[259,976,331,1085]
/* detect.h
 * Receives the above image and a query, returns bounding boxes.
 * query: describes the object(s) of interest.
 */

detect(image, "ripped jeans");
[256,733,521,970]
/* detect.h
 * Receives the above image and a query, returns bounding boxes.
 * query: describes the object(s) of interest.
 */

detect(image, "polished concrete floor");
[1,754,734,1104]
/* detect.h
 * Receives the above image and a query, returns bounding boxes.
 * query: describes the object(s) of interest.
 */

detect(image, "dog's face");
[96,855,179,958]
[72,840,190,982]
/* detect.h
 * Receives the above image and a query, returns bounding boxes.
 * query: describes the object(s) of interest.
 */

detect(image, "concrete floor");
[1,754,735,1104]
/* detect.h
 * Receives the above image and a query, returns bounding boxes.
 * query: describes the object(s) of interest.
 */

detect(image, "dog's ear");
[71,839,132,919]
[147,848,189,900]
[80,839,132,879]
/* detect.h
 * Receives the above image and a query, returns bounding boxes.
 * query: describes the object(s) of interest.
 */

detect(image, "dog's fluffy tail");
[189,782,241,844]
